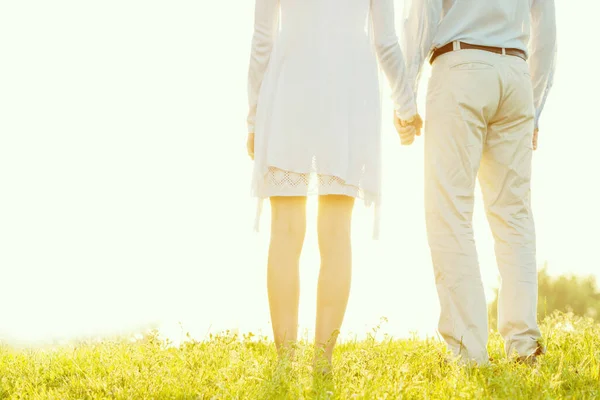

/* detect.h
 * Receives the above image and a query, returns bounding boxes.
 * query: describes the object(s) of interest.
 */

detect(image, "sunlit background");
[0,1,597,347]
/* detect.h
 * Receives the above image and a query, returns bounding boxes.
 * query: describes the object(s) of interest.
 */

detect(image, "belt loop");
[453,41,460,51]
[502,48,506,56]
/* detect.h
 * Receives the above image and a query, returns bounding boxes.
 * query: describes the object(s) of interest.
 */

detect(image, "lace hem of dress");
[261,167,363,198]
[253,167,381,239]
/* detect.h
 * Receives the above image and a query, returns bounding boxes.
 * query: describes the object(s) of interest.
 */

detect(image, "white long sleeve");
[371,0,417,120]
[529,0,557,129]
[247,0,279,134]
[401,0,443,96]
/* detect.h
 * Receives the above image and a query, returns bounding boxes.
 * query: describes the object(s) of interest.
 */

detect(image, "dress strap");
[253,198,264,233]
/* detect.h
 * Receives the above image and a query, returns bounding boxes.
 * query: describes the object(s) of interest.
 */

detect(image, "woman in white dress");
[246,0,421,368]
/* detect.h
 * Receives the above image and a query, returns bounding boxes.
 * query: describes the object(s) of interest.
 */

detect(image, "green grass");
[0,313,598,399]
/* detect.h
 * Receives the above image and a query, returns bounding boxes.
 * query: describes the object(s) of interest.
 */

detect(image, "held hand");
[533,128,539,151]
[247,133,255,160]
[394,113,423,146]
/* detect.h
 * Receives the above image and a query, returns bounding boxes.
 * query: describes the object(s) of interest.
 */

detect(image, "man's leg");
[479,58,541,358]
[424,52,500,364]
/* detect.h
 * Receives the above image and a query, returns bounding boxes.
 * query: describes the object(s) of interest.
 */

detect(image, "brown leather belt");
[430,42,527,65]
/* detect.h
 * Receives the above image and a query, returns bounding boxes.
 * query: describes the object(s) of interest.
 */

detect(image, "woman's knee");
[318,195,354,239]
[270,196,307,242]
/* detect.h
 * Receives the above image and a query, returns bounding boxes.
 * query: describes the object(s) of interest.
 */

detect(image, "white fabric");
[402,0,557,129]
[248,0,417,134]
[424,50,541,363]
[247,1,416,229]
[262,167,363,199]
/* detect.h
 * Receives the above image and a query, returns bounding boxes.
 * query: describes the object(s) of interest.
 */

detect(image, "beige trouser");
[425,46,541,364]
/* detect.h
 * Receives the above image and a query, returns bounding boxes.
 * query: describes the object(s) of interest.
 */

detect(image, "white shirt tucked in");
[402,0,557,128]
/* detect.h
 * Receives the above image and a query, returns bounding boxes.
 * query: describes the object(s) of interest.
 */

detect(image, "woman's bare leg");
[314,195,354,367]
[268,196,307,357]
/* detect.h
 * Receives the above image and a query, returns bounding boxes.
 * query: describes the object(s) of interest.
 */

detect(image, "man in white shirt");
[398,0,557,364]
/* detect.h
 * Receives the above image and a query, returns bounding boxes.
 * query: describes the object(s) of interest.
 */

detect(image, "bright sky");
[0,1,598,347]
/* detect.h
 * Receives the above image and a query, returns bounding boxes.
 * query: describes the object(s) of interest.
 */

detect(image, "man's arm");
[402,0,443,96]
[529,0,557,130]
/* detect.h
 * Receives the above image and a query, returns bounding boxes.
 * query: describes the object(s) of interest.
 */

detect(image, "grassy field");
[0,313,598,399]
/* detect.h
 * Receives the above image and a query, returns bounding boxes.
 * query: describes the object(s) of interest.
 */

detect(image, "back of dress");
[276,0,376,93]
[248,0,415,236]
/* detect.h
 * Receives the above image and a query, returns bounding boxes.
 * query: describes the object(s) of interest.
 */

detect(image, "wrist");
[395,105,418,123]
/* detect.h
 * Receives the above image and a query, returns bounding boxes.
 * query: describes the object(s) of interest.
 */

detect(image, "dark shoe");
[516,341,545,366]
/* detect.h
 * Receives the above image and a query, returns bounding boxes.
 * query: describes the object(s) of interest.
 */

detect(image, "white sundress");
[247,0,416,237]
